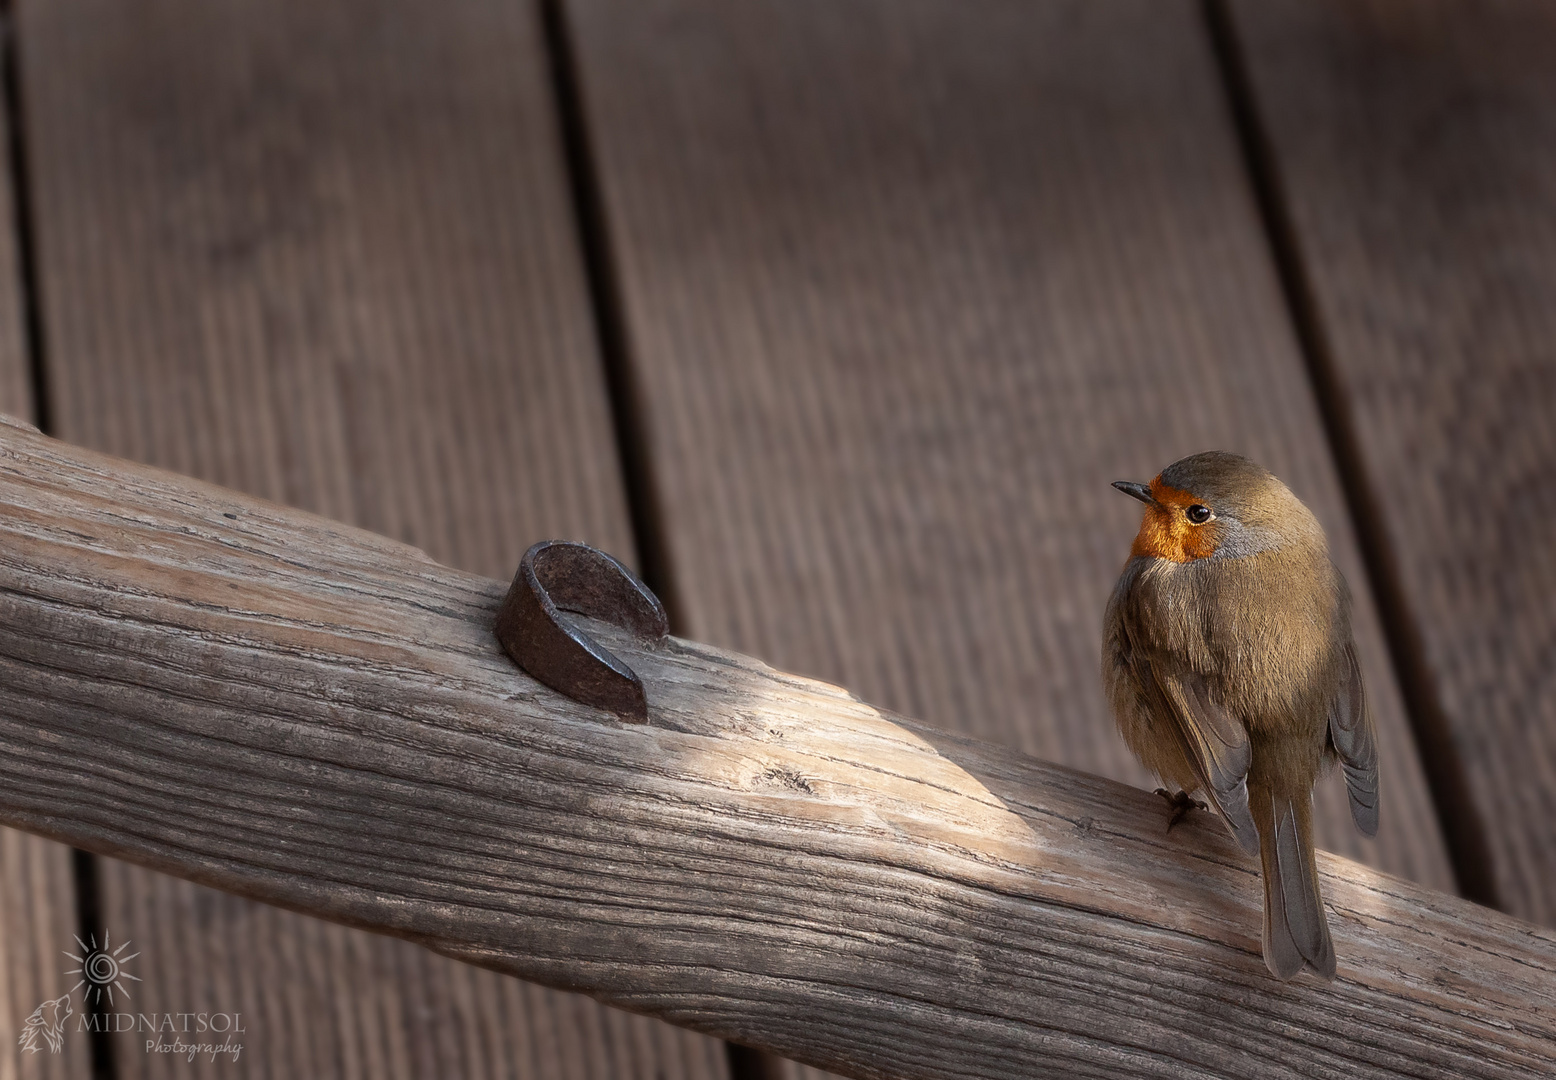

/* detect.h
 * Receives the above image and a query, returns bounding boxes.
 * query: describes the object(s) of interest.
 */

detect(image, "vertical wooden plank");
[0,15,87,1078]
[0,12,30,421]
[566,0,1455,884]
[1227,0,1556,922]
[0,839,84,1080]
[16,0,728,1076]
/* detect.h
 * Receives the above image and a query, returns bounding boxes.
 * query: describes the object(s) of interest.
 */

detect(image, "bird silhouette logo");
[18,993,72,1055]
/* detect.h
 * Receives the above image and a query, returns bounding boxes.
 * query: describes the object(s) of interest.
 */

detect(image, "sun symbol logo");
[65,932,141,1007]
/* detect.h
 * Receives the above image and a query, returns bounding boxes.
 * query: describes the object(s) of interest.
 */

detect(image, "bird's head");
[1113,451,1319,563]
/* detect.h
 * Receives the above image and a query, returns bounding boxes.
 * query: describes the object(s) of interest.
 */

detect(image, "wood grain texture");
[0,420,1552,1080]
[562,0,1453,892]
[15,0,724,1075]
[1225,0,1556,925]
[0,42,86,1080]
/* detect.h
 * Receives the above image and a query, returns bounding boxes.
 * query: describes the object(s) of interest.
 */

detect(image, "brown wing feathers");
[1328,643,1380,837]
[1155,669,1260,854]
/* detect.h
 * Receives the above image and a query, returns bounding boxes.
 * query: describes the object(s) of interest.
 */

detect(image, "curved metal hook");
[495,541,668,722]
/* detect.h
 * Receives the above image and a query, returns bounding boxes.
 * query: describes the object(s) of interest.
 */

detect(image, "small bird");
[1101,451,1378,980]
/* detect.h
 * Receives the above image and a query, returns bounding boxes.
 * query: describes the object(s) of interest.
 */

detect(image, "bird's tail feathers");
[1252,785,1335,981]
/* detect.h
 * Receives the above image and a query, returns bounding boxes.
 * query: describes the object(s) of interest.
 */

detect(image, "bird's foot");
[1154,788,1208,831]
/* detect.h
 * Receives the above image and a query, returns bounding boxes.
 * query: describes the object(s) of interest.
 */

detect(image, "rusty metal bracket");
[495,541,668,722]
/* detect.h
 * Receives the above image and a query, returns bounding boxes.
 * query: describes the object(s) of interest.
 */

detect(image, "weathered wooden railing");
[0,414,1550,1080]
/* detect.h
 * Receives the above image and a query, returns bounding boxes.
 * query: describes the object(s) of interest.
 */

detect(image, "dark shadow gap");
[1202,0,1499,909]
[726,1044,791,1080]
[1,1,48,433]
[538,0,685,632]
[69,849,115,1080]
[3,7,113,1077]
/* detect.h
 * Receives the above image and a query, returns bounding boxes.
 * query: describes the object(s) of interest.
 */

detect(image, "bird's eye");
[1185,504,1213,524]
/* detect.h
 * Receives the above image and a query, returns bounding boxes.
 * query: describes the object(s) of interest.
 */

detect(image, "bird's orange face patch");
[1130,477,1219,562]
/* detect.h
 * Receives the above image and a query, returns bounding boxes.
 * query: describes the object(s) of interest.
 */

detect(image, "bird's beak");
[1112,480,1156,506]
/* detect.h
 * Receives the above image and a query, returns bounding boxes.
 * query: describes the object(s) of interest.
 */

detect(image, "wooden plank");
[0,31,28,417]
[0,22,88,1080]
[0,829,85,1080]
[0,420,1553,1080]
[1224,0,1556,925]
[15,1,726,1076]
[563,0,1455,895]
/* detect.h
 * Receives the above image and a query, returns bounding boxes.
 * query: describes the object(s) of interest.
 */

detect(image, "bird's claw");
[1154,788,1207,831]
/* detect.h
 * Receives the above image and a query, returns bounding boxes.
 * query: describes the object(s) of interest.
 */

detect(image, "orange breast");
[1129,477,1219,562]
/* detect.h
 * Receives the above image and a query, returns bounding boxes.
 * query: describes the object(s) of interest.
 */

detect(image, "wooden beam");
[0,416,1550,1080]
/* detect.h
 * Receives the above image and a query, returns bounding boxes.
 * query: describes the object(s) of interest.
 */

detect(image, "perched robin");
[1102,451,1378,980]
